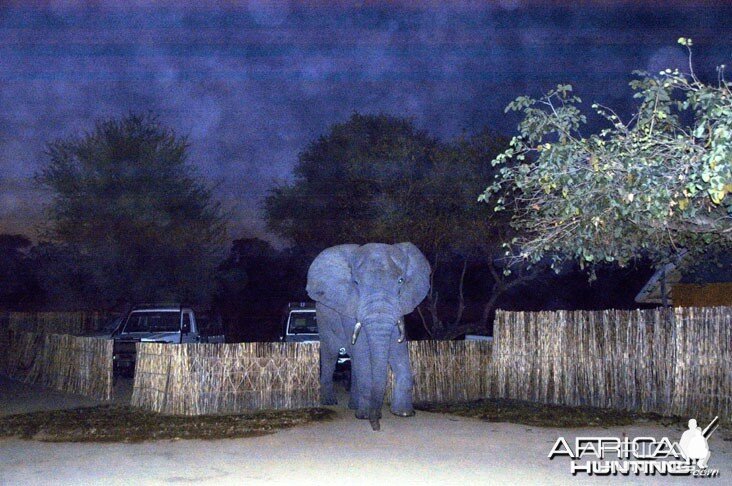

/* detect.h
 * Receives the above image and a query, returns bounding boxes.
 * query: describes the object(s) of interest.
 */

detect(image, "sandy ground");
[0,376,100,416]
[1,378,730,485]
[0,376,131,416]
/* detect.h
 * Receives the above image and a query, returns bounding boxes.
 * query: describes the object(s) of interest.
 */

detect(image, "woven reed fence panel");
[7,311,106,335]
[493,307,732,420]
[386,340,492,404]
[132,342,320,415]
[671,307,732,419]
[1,332,113,400]
[2,331,44,382]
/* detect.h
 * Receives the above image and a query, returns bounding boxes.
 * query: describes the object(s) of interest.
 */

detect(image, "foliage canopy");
[266,113,439,250]
[37,114,226,306]
[265,113,508,256]
[481,39,732,270]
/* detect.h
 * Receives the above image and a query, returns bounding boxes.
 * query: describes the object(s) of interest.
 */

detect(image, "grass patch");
[415,399,686,428]
[0,406,336,443]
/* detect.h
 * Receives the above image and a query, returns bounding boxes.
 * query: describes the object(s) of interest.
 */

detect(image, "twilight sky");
[1,0,731,243]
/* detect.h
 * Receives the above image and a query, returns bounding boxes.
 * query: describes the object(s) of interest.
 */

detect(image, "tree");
[29,241,99,309]
[386,130,542,337]
[36,114,226,307]
[481,39,732,271]
[266,113,532,339]
[265,113,440,250]
[0,234,38,309]
[215,238,308,342]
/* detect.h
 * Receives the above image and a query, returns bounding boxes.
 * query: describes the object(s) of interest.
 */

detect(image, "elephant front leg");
[388,337,415,417]
[347,360,358,410]
[319,345,338,405]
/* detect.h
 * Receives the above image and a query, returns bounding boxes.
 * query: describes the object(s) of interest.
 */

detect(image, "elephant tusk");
[351,321,362,345]
[397,318,405,343]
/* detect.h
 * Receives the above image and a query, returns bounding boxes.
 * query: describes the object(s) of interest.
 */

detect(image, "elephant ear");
[395,242,431,316]
[306,244,360,318]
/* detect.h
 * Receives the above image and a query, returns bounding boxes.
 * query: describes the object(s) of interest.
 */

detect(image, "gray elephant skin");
[306,242,431,431]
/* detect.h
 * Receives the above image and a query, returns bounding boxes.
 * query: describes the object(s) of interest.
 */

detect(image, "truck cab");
[280,302,350,383]
[113,304,224,376]
[280,302,318,343]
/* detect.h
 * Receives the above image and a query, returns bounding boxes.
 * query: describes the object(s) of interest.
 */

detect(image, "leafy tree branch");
[481,38,732,271]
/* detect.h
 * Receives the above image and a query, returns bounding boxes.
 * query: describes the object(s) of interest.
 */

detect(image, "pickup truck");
[280,302,318,343]
[280,302,350,386]
[113,304,224,376]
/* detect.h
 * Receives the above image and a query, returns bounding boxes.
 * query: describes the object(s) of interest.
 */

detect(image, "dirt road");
[1,378,730,485]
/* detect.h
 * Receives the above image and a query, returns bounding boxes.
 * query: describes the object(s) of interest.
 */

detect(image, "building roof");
[635,250,732,305]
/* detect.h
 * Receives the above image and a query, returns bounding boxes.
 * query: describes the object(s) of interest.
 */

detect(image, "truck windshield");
[124,311,180,333]
[289,312,317,334]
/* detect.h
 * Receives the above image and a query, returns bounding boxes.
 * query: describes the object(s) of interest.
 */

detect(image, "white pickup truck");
[113,304,224,376]
[280,302,350,386]
[280,302,318,343]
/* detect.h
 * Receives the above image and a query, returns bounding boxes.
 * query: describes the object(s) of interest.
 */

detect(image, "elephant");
[306,242,431,431]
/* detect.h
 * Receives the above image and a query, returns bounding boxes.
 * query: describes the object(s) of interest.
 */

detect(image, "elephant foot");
[355,409,368,420]
[369,418,381,431]
[320,396,337,406]
[391,409,415,417]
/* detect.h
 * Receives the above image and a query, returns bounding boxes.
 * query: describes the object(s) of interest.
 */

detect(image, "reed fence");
[492,307,732,420]
[1,331,113,400]
[4,307,727,421]
[131,342,320,415]
[1,331,43,382]
[387,340,492,404]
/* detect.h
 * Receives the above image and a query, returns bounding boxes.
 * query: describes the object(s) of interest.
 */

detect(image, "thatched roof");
[635,250,732,304]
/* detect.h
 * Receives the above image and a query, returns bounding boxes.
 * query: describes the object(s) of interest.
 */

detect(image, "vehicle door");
[180,310,199,343]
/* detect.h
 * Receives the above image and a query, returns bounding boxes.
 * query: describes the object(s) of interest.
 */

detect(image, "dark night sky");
[1,0,731,243]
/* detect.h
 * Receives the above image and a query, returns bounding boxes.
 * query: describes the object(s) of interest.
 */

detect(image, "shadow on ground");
[0,406,335,442]
[416,398,690,429]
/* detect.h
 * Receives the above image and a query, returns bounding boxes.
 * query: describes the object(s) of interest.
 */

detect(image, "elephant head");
[306,242,431,430]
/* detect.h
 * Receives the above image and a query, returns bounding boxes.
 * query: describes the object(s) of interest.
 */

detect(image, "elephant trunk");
[364,323,393,431]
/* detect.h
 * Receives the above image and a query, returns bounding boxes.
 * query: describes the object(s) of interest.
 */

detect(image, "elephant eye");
[398,277,405,285]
